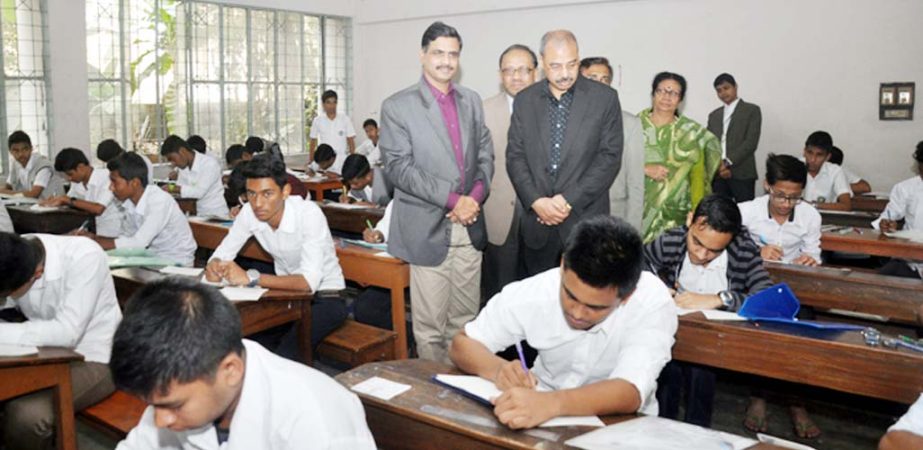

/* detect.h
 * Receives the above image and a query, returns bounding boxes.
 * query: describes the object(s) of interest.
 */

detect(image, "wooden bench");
[317,319,398,367]
[79,390,146,440]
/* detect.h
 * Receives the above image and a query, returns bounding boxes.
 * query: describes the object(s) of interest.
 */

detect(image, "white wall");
[352,0,923,191]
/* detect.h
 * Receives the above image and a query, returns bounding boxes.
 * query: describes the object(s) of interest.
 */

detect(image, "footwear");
[790,406,821,439]
[744,398,768,433]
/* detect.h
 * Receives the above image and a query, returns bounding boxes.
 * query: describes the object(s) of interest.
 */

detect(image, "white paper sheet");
[159,266,204,277]
[757,433,817,450]
[373,251,394,258]
[0,344,39,357]
[28,204,61,213]
[325,202,371,210]
[540,415,605,428]
[350,376,412,400]
[886,229,923,244]
[677,308,747,321]
[566,416,756,450]
[219,286,267,302]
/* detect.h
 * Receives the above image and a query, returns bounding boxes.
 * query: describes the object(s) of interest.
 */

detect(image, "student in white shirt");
[41,148,126,237]
[340,154,379,206]
[96,138,155,187]
[0,232,121,450]
[0,203,12,233]
[875,141,923,279]
[354,118,381,167]
[803,131,851,211]
[111,277,376,450]
[309,90,356,174]
[206,152,347,348]
[738,154,822,265]
[305,143,338,176]
[828,145,871,195]
[80,153,196,266]
[449,215,677,429]
[880,393,923,450]
[1,130,66,199]
[353,201,397,330]
[160,135,230,217]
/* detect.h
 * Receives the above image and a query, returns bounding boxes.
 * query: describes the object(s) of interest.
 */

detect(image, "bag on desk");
[738,283,864,331]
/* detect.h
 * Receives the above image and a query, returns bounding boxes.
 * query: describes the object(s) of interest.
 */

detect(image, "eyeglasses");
[768,188,803,205]
[501,67,534,77]
[654,88,682,99]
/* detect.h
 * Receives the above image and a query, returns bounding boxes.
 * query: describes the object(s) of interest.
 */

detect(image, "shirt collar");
[20,153,36,171]
[764,194,796,222]
[506,93,515,114]
[724,98,741,113]
[541,79,576,101]
[252,197,297,233]
[134,185,156,215]
[33,235,63,287]
[424,76,455,100]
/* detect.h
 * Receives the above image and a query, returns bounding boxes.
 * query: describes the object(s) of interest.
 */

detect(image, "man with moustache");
[482,44,537,299]
[379,22,493,363]
[507,30,623,275]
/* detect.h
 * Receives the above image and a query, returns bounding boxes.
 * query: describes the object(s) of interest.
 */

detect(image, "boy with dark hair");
[355,118,381,166]
[225,144,249,169]
[708,72,762,203]
[738,154,822,265]
[0,232,121,450]
[160,135,229,217]
[309,90,356,174]
[111,277,375,449]
[449,215,677,428]
[205,152,347,349]
[803,130,851,211]
[645,194,773,428]
[79,153,196,266]
[306,143,337,176]
[875,141,923,279]
[96,138,154,183]
[43,147,125,237]
[186,134,207,154]
[339,153,376,205]
[1,130,65,199]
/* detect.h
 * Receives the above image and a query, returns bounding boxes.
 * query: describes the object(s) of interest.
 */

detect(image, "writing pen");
[75,219,90,233]
[514,341,529,373]
[365,219,374,230]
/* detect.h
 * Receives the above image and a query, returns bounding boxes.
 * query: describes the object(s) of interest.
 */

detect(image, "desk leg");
[299,300,313,364]
[312,188,324,201]
[53,364,77,450]
[390,280,408,360]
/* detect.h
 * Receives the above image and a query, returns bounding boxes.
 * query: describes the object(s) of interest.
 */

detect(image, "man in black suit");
[708,73,762,202]
[506,30,623,276]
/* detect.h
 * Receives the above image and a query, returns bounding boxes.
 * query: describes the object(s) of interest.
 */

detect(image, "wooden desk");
[821,228,923,260]
[765,261,923,326]
[0,348,83,450]
[852,195,889,213]
[336,359,773,450]
[319,202,385,235]
[820,209,880,228]
[7,205,95,234]
[673,313,923,404]
[155,181,199,216]
[111,267,314,363]
[303,177,343,201]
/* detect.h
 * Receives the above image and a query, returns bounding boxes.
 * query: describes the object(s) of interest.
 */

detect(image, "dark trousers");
[251,294,347,362]
[713,177,756,202]
[482,214,524,303]
[522,231,563,277]
[879,259,922,279]
[656,361,717,427]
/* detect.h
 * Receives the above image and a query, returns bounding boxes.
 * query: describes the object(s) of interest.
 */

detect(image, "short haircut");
[539,30,578,56]
[110,278,244,398]
[54,148,90,172]
[186,135,207,154]
[579,56,611,74]
[713,73,737,88]
[225,144,246,166]
[224,163,248,207]
[915,141,923,164]
[244,136,264,154]
[241,151,287,189]
[314,144,335,163]
[362,118,378,129]
[96,139,125,162]
[651,71,687,101]
[160,135,190,156]
[341,154,370,186]
[107,152,149,187]
[828,146,844,165]
[561,215,643,298]
[765,153,807,187]
[8,130,31,149]
[421,21,462,50]
[804,130,833,153]
[691,194,742,235]
[499,44,537,69]
[322,90,338,103]
[0,233,43,296]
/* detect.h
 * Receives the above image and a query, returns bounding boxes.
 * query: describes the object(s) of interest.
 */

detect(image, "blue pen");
[514,341,528,373]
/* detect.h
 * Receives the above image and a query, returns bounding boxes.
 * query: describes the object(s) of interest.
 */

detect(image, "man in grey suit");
[379,22,493,363]
[580,57,644,231]
[481,44,537,300]
[708,73,762,202]
[507,31,623,275]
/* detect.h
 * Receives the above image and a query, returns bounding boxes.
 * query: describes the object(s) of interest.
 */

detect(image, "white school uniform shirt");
[738,194,822,263]
[804,161,851,203]
[836,163,863,185]
[115,185,197,266]
[677,250,729,294]
[176,152,229,217]
[0,234,121,363]
[355,139,381,167]
[68,168,126,238]
[720,98,740,162]
[116,339,376,450]
[0,204,12,233]
[347,185,373,203]
[889,393,923,435]
[7,153,52,189]
[137,152,155,185]
[374,201,393,241]
[465,269,677,416]
[309,113,356,174]
[873,176,923,232]
[210,196,345,292]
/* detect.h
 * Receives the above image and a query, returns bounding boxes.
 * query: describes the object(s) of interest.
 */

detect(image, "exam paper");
[28,204,61,213]
[325,202,370,210]
[219,286,267,302]
[159,266,204,277]
[0,344,39,357]
[677,308,747,321]
[757,433,817,450]
[886,229,923,244]
[566,416,756,450]
[350,376,412,400]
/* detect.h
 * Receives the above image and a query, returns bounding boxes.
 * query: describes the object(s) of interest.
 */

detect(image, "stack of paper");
[565,416,756,450]
[325,202,371,210]
[0,344,39,357]
[350,376,412,400]
[219,286,267,302]
[159,266,204,277]
[677,307,746,321]
[28,204,61,213]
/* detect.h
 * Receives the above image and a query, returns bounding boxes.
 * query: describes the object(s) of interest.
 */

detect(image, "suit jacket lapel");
[727,99,746,139]
[456,91,471,157]
[558,78,590,180]
[417,80,454,156]
[533,85,551,171]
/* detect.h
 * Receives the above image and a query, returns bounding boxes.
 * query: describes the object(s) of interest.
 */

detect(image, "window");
[1,0,51,174]
[86,0,352,159]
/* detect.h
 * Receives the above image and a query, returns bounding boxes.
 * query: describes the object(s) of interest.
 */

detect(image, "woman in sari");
[640,72,721,243]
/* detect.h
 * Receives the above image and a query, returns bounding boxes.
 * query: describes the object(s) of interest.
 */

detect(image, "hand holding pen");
[494,341,536,390]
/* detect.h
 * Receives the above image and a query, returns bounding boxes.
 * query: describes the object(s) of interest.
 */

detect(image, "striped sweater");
[642,226,774,311]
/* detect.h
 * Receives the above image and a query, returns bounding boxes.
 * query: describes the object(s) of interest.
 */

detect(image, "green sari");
[640,108,721,243]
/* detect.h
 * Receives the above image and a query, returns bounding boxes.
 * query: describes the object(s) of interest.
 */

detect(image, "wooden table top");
[851,195,889,213]
[820,209,880,228]
[821,227,923,260]
[319,202,385,235]
[7,205,95,234]
[0,347,82,368]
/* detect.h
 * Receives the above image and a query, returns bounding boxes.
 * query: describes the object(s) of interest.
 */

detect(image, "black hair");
[314,144,335,163]
[241,151,288,190]
[8,130,31,149]
[651,71,687,102]
[160,135,191,156]
[362,118,378,129]
[107,152,149,187]
[915,141,923,164]
[561,215,643,298]
[828,146,844,165]
[110,278,244,398]
[341,154,370,186]
[322,90,338,103]
[499,44,537,69]
[224,162,248,207]
[187,135,207,154]
[0,233,43,296]
[225,144,246,167]
[96,139,125,162]
[244,136,264,154]
[579,56,612,74]
[713,73,737,88]
[421,21,462,51]
[54,147,90,172]
[691,194,742,235]
[765,153,807,187]
[805,131,833,154]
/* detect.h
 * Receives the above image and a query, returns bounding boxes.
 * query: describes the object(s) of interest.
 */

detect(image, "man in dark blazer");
[507,30,623,275]
[708,73,762,202]
[379,21,493,363]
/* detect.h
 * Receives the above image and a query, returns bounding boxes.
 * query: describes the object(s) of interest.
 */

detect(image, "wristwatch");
[246,269,261,287]
[718,290,734,310]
